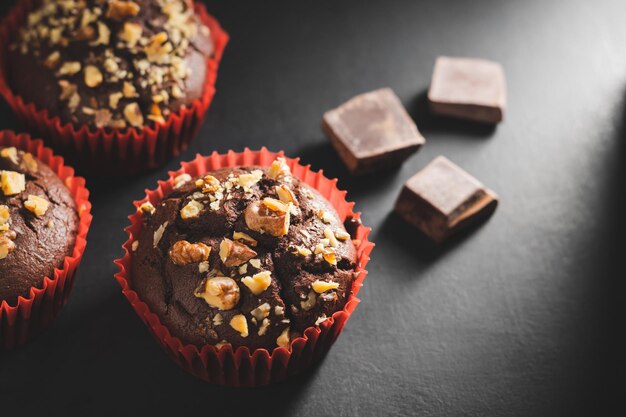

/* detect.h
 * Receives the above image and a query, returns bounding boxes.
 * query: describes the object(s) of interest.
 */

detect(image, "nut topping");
[0,229,17,260]
[195,276,241,310]
[138,201,155,215]
[276,328,290,349]
[24,194,50,216]
[84,65,103,88]
[219,238,257,267]
[169,240,211,266]
[1,171,25,196]
[0,147,18,164]
[311,280,340,294]
[180,200,203,219]
[267,157,291,179]
[276,185,298,206]
[229,314,249,337]
[232,231,257,247]
[107,0,140,21]
[244,200,290,237]
[241,271,272,295]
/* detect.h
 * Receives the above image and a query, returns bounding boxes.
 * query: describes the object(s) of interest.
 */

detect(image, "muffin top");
[0,147,79,305]
[9,0,213,129]
[132,158,359,350]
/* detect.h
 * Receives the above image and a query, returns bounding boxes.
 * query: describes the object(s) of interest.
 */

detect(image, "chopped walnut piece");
[258,318,270,336]
[123,81,139,98]
[322,249,337,266]
[21,153,37,172]
[0,205,9,226]
[267,157,291,179]
[244,200,290,237]
[91,22,111,46]
[0,229,16,260]
[201,175,221,193]
[169,240,211,266]
[43,51,61,69]
[311,280,340,294]
[180,200,203,219]
[94,109,113,128]
[238,170,263,189]
[212,313,223,326]
[148,104,165,124]
[249,258,261,269]
[58,61,81,76]
[292,245,312,257]
[251,303,271,321]
[276,185,298,206]
[335,230,351,241]
[229,314,249,337]
[0,147,18,164]
[24,194,49,216]
[276,328,290,349]
[120,22,142,47]
[107,0,140,21]
[138,201,155,215]
[241,271,272,295]
[324,227,339,247]
[232,231,257,247]
[109,92,123,109]
[174,173,192,188]
[195,276,240,310]
[0,171,25,196]
[300,290,317,311]
[219,238,257,267]
[146,32,173,63]
[84,65,103,88]
[123,102,144,127]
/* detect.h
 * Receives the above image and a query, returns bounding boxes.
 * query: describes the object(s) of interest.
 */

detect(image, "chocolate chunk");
[323,88,425,175]
[428,56,507,124]
[394,156,498,242]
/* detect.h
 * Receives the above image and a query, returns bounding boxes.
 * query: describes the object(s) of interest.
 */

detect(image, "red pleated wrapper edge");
[114,148,374,387]
[0,0,229,176]
[0,131,92,350]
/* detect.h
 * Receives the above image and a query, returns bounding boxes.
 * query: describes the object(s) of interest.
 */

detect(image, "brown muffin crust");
[132,158,358,350]
[0,147,79,305]
[8,0,213,129]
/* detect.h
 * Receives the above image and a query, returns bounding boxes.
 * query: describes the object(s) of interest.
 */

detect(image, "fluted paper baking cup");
[0,0,229,176]
[0,131,92,349]
[114,148,373,386]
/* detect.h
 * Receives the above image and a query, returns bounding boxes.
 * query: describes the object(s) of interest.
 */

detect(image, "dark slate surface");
[0,0,624,416]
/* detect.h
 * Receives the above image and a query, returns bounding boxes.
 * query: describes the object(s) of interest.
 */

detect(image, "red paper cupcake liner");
[0,131,92,350]
[0,0,229,176]
[114,148,374,387]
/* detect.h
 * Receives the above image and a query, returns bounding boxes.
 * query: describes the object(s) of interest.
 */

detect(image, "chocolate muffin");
[132,158,359,350]
[0,146,79,305]
[8,0,213,129]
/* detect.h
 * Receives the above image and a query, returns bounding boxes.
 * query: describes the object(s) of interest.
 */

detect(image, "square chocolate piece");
[323,88,425,175]
[394,156,498,242]
[428,56,507,124]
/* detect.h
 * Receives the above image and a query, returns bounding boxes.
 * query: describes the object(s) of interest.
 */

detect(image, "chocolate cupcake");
[7,0,214,130]
[0,145,79,305]
[131,158,358,350]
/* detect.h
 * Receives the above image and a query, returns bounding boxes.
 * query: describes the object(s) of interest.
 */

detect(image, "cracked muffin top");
[0,147,78,305]
[8,0,213,129]
[131,158,359,350]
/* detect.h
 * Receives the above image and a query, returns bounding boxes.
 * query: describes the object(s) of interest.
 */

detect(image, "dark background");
[1,0,625,416]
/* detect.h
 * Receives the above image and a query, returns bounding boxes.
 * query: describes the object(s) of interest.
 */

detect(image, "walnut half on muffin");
[8,0,214,129]
[131,158,359,350]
